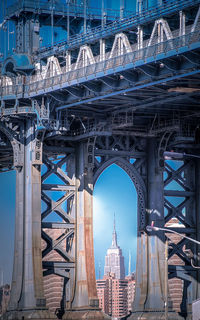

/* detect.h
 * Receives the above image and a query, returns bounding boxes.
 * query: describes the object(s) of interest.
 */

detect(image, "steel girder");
[54,52,200,113]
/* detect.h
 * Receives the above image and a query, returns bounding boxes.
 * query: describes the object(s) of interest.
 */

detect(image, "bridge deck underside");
[1,69,200,172]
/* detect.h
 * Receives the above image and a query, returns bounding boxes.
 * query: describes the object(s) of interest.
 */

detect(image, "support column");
[64,142,110,319]
[4,119,55,320]
[100,39,105,62]
[137,26,143,50]
[145,138,165,313]
[196,159,200,299]
[8,165,24,312]
[179,11,186,36]
[130,138,183,320]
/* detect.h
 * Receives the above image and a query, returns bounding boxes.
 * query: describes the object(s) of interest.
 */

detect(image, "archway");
[93,163,138,279]
[92,154,147,317]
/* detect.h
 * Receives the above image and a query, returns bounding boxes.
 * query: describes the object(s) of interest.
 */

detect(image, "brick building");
[166,218,185,313]
[96,273,128,319]
[42,228,66,315]
[125,273,136,313]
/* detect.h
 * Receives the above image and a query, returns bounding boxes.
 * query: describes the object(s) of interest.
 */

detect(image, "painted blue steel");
[55,69,200,112]
[5,0,133,20]
[36,0,200,59]
[22,34,200,97]
[2,54,34,75]
[1,31,200,102]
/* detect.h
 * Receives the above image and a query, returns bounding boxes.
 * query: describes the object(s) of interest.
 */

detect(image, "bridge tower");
[1,0,200,320]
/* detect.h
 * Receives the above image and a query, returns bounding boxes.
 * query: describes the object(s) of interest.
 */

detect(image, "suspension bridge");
[0,0,200,319]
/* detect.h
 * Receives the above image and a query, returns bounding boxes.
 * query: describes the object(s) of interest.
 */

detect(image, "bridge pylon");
[1,119,56,320]
[61,142,110,320]
[127,138,185,320]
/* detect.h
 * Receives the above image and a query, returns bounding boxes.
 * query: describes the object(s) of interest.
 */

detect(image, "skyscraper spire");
[112,213,118,248]
[128,251,131,276]
[98,261,101,280]
[104,213,125,279]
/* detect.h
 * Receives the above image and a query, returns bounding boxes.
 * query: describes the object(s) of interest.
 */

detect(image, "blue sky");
[0,171,16,285]
[93,164,137,278]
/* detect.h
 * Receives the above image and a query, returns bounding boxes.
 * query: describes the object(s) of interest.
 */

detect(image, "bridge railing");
[27,29,200,92]
[0,28,200,99]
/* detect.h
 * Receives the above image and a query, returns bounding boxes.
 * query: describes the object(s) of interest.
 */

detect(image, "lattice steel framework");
[164,157,200,318]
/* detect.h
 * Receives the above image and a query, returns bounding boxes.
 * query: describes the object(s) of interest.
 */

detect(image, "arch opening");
[93,162,140,317]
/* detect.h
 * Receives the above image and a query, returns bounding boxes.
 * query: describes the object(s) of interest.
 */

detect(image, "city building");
[0,284,10,316]
[42,228,66,315]
[111,276,128,319]
[96,273,128,319]
[166,218,185,313]
[125,273,136,314]
[96,277,110,315]
[104,217,125,280]
[96,219,135,319]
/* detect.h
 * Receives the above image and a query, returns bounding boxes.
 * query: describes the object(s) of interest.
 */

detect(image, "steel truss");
[164,157,200,318]
[41,153,76,317]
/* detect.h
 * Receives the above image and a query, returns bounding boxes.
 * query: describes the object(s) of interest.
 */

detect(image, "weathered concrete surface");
[3,120,56,320]
[68,143,98,308]
[1,309,56,320]
[128,311,185,320]
[62,143,109,320]
[129,139,188,320]
[63,308,111,319]
[192,298,200,320]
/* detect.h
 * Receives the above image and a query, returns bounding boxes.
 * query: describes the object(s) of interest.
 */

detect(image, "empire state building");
[104,217,125,279]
